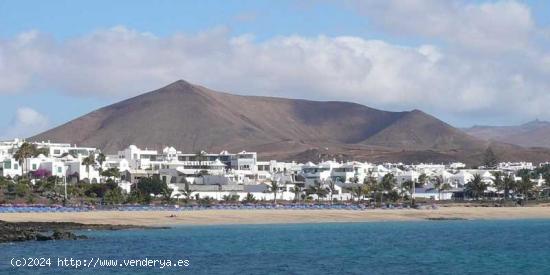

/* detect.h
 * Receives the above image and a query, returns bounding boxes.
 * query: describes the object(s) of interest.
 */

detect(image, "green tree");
[35,147,49,156]
[326,179,337,202]
[161,184,174,204]
[291,185,302,202]
[351,185,364,202]
[222,194,240,202]
[270,180,279,203]
[379,173,396,205]
[179,182,193,203]
[465,174,487,200]
[492,171,504,200]
[243,192,256,203]
[432,175,450,201]
[503,174,516,201]
[401,180,414,202]
[417,173,428,188]
[516,169,532,179]
[14,142,38,176]
[516,175,535,206]
[542,172,550,199]
[81,153,96,183]
[15,182,30,198]
[363,176,378,204]
[134,176,168,203]
[307,180,328,202]
[85,183,109,198]
[101,167,121,180]
[483,147,498,168]
[104,187,125,204]
[96,153,106,168]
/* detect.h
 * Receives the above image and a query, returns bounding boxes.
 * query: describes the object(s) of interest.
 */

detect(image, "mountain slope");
[363,110,484,151]
[30,80,550,164]
[464,120,550,148]
[32,80,408,152]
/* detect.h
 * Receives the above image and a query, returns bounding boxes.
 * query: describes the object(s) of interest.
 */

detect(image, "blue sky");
[1,0,550,138]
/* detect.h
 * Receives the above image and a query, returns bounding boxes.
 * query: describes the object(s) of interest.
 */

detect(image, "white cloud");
[0,1,549,126]
[350,0,535,53]
[1,107,50,139]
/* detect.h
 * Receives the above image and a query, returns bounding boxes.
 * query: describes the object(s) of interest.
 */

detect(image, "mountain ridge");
[31,80,550,164]
[464,120,550,148]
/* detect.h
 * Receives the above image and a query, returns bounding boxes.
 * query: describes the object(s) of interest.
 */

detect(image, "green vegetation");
[270,180,279,203]
[483,147,498,168]
[243,193,256,203]
[14,143,42,176]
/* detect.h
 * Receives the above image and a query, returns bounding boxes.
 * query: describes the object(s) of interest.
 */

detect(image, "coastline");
[2,206,550,226]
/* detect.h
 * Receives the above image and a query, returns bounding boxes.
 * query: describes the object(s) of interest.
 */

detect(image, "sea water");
[2,219,550,274]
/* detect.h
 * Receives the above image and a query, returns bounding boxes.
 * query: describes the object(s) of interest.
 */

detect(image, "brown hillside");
[31,80,550,164]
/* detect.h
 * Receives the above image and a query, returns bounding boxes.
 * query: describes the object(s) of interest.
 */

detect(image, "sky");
[1,0,550,139]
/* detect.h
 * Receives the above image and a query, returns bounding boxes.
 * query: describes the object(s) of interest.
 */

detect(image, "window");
[14,164,18,169]
[54,149,61,155]
[57,167,62,173]
[3,161,11,169]
[32,164,37,170]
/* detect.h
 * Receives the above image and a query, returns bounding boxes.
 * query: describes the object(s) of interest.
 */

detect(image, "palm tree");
[174,193,181,203]
[493,171,504,201]
[432,175,449,201]
[439,183,452,200]
[465,174,487,200]
[270,180,279,203]
[243,192,256,203]
[291,185,303,202]
[179,182,192,203]
[411,179,417,205]
[417,173,428,188]
[516,175,535,206]
[498,174,516,201]
[363,176,377,205]
[326,179,337,202]
[96,153,106,169]
[161,185,173,204]
[307,180,328,202]
[352,186,364,202]
[95,153,106,182]
[81,153,96,183]
[379,173,396,206]
[483,147,498,168]
[401,180,414,203]
[542,172,550,200]
[14,142,37,177]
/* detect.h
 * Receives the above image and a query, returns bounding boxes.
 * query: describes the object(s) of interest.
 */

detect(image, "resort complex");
[0,138,548,205]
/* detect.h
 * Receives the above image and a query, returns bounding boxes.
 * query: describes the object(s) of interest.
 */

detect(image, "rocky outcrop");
[35,230,88,241]
[0,221,151,243]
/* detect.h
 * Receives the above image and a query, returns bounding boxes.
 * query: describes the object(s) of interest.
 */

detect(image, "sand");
[1,206,550,226]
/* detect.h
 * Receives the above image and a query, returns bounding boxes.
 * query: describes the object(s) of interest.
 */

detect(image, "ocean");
[2,219,550,274]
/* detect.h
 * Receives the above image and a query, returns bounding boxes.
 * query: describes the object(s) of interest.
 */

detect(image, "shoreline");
[2,206,550,226]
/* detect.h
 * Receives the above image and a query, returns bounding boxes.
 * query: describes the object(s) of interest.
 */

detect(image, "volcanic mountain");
[31,80,550,164]
[464,120,550,148]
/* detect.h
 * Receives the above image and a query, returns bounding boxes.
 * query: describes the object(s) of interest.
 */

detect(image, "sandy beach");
[1,206,550,226]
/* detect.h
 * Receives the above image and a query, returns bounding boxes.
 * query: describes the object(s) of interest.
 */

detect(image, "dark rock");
[36,234,53,241]
[1,220,157,243]
[426,217,468,221]
[52,230,78,240]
